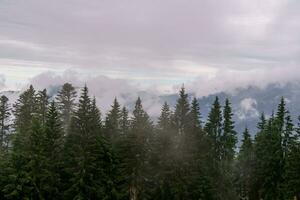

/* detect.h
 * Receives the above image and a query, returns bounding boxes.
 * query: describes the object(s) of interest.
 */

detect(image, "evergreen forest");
[0,83,299,200]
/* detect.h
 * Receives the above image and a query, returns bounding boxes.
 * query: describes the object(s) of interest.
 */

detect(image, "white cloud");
[186,66,300,97]
[237,98,259,120]
[0,74,6,91]
[28,71,151,113]
[1,0,300,95]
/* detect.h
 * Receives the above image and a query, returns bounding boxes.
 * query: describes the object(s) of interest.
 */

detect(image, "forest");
[0,83,299,200]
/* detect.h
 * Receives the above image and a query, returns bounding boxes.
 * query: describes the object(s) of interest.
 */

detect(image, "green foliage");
[105,98,122,143]
[222,98,237,162]
[63,86,110,199]
[235,128,255,200]
[173,86,190,135]
[56,83,77,134]
[0,84,299,200]
[0,95,10,150]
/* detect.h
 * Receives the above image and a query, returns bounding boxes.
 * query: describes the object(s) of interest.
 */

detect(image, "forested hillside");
[0,83,299,200]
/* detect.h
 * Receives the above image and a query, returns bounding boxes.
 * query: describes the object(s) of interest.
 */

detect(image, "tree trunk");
[130,184,137,200]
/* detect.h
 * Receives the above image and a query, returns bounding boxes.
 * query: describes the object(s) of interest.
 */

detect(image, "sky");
[1,0,300,97]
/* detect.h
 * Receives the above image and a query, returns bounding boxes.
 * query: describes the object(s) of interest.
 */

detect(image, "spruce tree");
[205,96,223,162]
[253,117,272,200]
[25,117,47,199]
[173,86,190,136]
[13,85,37,133]
[36,89,49,125]
[91,97,121,200]
[5,117,46,199]
[3,85,38,198]
[63,86,99,199]
[254,99,287,200]
[119,97,153,200]
[56,83,77,134]
[276,97,286,132]
[188,97,202,130]
[0,95,10,150]
[42,101,64,199]
[284,116,300,199]
[204,96,230,199]
[63,86,112,199]
[236,128,255,200]
[120,106,130,135]
[154,102,175,199]
[158,102,172,131]
[222,98,237,162]
[257,112,266,132]
[105,98,122,143]
[185,97,213,199]
[0,95,10,200]
[170,87,191,199]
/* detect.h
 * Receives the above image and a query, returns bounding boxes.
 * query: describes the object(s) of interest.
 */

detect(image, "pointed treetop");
[133,97,144,119]
[158,102,172,130]
[223,98,234,131]
[189,97,202,129]
[242,127,251,141]
[239,127,253,156]
[257,112,266,131]
[276,97,287,131]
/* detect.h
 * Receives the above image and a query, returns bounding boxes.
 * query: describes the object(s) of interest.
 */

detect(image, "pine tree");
[253,117,272,200]
[185,97,213,199]
[236,128,254,200]
[56,83,77,134]
[63,86,110,199]
[173,86,190,136]
[257,112,266,132]
[25,117,47,199]
[158,102,172,131]
[251,112,268,198]
[5,117,46,199]
[276,97,286,132]
[204,96,231,199]
[0,95,10,200]
[253,99,287,200]
[42,101,64,199]
[205,96,223,162]
[105,98,122,143]
[0,146,9,199]
[188,97,202,130]
[154,102,175,199]
[13,85,37,133]
[168,87,191,199]
[222,98,237,162]
[284,116,300,199]
[119,97,153,200]
[91,97,120,200]
[120,106,130,135]
[36,89,49,125]
[0,95,10,150]
[3,85,38,198]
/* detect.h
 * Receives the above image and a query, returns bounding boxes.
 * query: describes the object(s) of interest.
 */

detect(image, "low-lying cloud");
[29,71,155,114]
[0,74,6,90]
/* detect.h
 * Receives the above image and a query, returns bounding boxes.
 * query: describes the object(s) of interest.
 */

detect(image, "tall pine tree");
[0,95,10,150]
[56,83,77,134]
[63,86,110,199]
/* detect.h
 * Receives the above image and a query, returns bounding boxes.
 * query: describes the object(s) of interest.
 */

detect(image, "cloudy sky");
[1,0,300,96]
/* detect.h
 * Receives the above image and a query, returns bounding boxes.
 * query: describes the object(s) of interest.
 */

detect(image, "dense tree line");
[0,83,299,200]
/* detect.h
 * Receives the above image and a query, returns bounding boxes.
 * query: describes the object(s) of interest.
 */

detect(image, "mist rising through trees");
[0,83,299,200]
